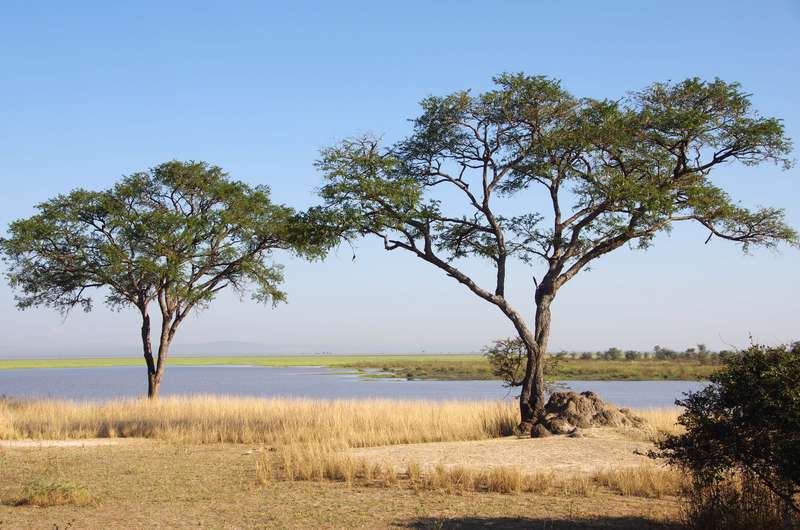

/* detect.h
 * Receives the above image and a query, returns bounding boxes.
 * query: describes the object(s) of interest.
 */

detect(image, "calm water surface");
[0,365,706,408]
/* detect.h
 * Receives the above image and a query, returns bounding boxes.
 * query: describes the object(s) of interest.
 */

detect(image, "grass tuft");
[14,477,92,507]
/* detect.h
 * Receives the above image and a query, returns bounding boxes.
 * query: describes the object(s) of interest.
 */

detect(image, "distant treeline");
[548,345,743,363]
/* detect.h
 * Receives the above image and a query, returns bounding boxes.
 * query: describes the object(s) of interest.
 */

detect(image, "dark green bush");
[656,342,800,526]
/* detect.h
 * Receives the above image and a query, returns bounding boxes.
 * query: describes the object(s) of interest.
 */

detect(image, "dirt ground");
[0,438,680,529]
[0,439,122,449]
[349,429,654,475]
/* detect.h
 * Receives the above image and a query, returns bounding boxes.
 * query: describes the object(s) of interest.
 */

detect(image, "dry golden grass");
[0,395,518,447]
[0,396,682,450]
[259,443,685,498]
[634,407,683,437]
[594,466,685,498]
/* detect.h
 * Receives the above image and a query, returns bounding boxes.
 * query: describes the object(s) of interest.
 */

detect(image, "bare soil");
[349,428,654,475]
[0,438,125,448]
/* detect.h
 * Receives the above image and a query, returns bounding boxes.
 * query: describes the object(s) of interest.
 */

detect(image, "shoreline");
[0,354,717,381]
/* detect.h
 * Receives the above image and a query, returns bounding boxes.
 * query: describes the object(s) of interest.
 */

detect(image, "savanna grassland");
[0,396,686,529]
[0,354,719,381]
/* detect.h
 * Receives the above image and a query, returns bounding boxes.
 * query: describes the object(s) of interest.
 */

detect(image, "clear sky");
[1,0,798,356]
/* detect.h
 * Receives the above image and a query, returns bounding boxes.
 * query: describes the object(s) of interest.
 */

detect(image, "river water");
[0,365,706,408]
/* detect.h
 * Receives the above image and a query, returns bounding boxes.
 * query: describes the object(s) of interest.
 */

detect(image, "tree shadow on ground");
[397,516,682,530]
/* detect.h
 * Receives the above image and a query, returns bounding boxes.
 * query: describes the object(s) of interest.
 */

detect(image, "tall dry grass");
[258,443,685,498]
[0,395,518,447]
[634,407,683,437]
[0,395,682,448]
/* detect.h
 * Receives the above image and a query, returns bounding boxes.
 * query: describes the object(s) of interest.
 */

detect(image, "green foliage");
[318,74,796,277]
[0,161,330,315]
[0,160,337,395]
[316,73,796,417]
[624,350,641,361]
[603,347,623,361]
[656,343,800,515]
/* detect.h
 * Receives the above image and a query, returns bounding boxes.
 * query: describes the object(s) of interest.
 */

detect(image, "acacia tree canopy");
[1,160,332,397]
[317,74,797,425]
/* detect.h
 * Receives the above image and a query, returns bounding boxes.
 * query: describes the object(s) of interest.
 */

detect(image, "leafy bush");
[655,342,800,524]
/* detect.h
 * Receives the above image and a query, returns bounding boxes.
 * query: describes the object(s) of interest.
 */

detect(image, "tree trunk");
[147,370,161,399]
[149,326,172,400]
[502,306,541,425]
[518,289,555,425]
[140,309,160,399]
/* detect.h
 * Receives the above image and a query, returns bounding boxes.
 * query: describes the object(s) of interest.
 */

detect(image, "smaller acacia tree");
[0,161,330,398]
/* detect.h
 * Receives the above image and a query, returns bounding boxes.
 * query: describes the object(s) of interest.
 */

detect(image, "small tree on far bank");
[484,337,560,391]
[317,73,797,425]
[655,342,800,524]
[0,161,331,398]
[484,338,528,386]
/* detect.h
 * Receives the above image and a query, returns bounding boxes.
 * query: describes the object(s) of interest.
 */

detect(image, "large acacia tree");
[0,161,329,398]
[317,74,797,426]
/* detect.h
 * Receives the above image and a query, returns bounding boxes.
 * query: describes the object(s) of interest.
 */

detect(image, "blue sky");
[1,0,798,356]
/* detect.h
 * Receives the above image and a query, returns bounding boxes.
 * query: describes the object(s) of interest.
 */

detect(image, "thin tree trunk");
[148,319,173,400]
[140,308,160,399]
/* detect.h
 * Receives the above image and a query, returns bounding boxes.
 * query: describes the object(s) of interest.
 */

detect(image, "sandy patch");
[349,428,654,475]
[0,438,127,448]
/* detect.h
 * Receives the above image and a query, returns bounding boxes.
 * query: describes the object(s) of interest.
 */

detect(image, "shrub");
[483,338,559,389]
[655,342,800,523]
[681,472,790,530]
